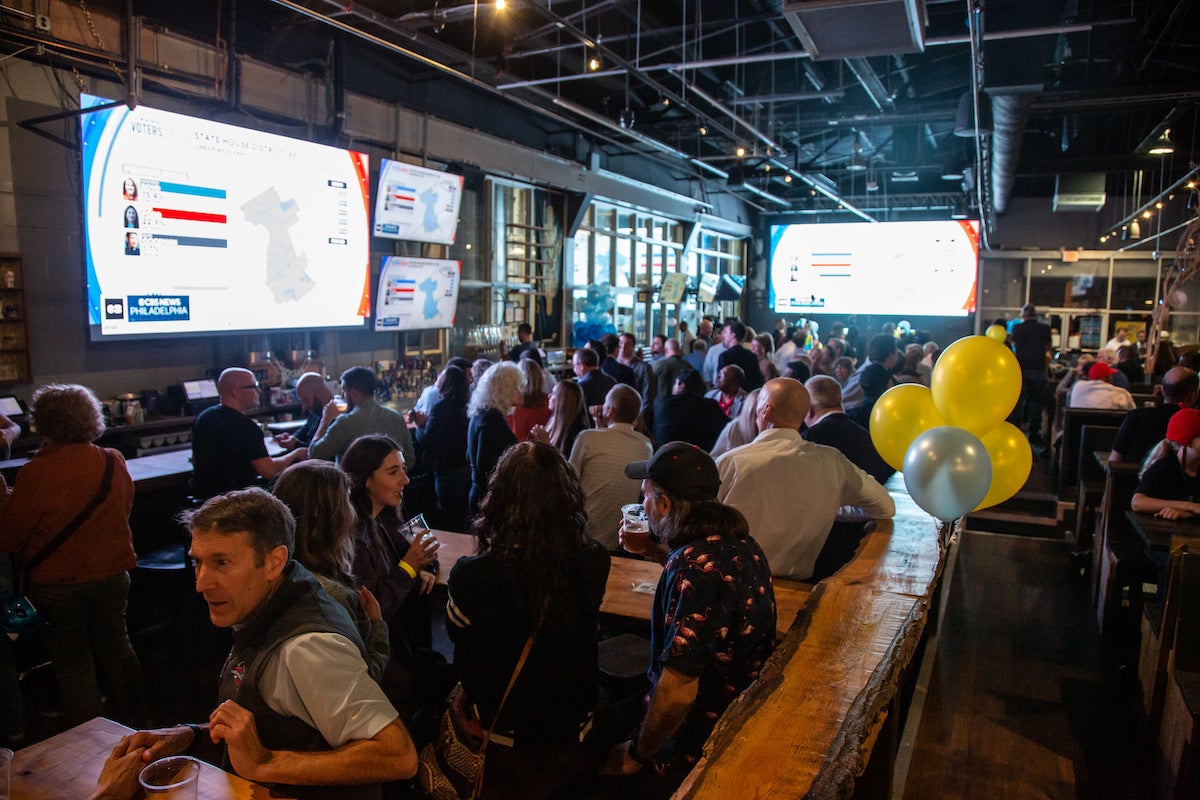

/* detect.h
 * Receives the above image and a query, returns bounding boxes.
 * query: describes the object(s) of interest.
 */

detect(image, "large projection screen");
[81,94,371,340]
[769,220,980,317]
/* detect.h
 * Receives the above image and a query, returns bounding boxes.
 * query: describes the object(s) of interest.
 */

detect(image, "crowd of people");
[0,315,916,800]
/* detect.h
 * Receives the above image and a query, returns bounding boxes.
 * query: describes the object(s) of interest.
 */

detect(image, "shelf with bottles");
[0,253,30,384]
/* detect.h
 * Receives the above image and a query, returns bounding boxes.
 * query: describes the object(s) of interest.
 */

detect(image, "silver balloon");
[902,426,992,521]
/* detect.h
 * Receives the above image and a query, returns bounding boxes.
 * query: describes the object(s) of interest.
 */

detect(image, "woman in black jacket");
[466,361,524,513]
[413,365,471,531]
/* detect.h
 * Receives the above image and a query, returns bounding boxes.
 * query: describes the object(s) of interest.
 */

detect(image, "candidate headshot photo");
[122,177,138,200]
[124,231,140,256]
[123,205,139,229]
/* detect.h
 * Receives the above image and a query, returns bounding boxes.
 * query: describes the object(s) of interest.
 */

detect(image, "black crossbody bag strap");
[23,449,117,574]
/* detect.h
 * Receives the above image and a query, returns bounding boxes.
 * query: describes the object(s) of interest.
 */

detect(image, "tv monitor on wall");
[374,256,461,331]
[372,158,463,245]
[768,220,980,317]
[80,93,372,341]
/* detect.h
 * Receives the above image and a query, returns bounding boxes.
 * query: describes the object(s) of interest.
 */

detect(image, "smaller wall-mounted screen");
[81,94,371,340]
[373,159,464,245]
[769,220,980,317]
[374,256,461,331]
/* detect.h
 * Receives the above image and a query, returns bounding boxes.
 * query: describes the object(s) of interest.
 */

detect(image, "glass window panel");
[614,237,632,288]
[613,289,637,335]
[1167,314,1200,346]
[636,242,652,284]
[595,207,614,230]
[1109,260,1159,312]
[593,233,613,284]
[617,210,634,235]
[572,231,591,287]
[1028,259,1109,309]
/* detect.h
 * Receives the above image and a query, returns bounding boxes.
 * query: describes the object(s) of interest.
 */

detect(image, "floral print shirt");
[650,531,777,763]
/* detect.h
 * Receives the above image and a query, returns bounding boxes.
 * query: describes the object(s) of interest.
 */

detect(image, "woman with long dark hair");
[445,442,611,798]
[509,358,551,442]
[414,364,471,532]
[272,460,390,682]
[531,379,589,457]
[341,435,439,712]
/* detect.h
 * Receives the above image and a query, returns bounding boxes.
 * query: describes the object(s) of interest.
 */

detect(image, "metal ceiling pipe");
[990,94,1031,215]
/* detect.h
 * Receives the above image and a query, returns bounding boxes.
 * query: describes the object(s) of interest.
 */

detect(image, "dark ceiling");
[6,0,1200,232]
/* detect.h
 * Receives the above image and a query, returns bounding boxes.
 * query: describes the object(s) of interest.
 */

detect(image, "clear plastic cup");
[138,755,201,799]
[400,513,430,540]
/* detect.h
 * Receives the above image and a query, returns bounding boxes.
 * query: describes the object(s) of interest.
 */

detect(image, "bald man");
[715,378,894,580]
[1110,366,1200,463]
[803,375,894,486]
[568,384,653,549]
[651,337,688,402]
[190,367,308,500]
[273,372,333,452]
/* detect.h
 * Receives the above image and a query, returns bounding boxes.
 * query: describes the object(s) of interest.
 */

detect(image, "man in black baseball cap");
[623,441,721,504]
[600,442,775,793]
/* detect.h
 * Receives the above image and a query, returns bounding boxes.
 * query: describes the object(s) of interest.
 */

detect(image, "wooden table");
[10,717,290,799]
[1126,510,1200,555]
[431,529,811,638]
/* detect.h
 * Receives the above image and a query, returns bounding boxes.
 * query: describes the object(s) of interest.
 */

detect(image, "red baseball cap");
[1087,362,1116,381]
[1167,407,1200,446]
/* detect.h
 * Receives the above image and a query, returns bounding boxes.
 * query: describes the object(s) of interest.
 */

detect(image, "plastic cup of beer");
[138,755,201,799]
[400,513,430,542]
[621,503,650,554]
[332,395,349,413]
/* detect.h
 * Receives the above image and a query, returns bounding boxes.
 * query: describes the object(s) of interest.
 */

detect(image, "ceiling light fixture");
[941,156,964,181]
[587,55,601,72]
[1148,128,1173,156]
[953,91,992,138]
[950,194,971,219]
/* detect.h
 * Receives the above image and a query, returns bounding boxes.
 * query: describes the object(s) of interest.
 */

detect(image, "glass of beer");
[621,503,650,554]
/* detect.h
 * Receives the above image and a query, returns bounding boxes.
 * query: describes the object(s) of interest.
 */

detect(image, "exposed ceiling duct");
[990,94,1032,215]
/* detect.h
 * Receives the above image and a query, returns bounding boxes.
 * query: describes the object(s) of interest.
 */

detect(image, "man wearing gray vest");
[89,489,416,800]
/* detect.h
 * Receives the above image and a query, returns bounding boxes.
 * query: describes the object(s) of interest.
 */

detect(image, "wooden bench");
[1058,407,1131,495]
[1072,429,1119,546]
[672,483,946,799]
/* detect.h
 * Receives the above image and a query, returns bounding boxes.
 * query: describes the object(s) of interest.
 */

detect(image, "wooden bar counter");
[673,482,947,800]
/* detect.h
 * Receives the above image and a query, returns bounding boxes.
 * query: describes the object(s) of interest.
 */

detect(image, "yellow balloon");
[869,383,947,472]
[931,335,1021,438]
[973,421,1032,510]
[985,324,1007,342]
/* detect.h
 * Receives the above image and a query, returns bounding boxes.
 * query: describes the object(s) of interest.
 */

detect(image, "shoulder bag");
[418,632,536,800]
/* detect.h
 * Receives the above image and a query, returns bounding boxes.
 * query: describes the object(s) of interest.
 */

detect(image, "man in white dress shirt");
[715,378,895,580]
[569,385,654,550]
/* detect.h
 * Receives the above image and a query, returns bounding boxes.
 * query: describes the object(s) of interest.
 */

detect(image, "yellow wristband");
[397,560,417,579]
